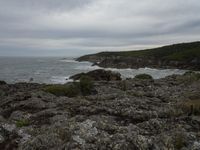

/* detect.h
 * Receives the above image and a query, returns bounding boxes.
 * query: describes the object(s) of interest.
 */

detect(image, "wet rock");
[70,69,121,81]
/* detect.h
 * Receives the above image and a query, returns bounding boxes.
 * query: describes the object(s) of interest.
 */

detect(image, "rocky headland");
[0,71,200,150]
[77,41,200,70]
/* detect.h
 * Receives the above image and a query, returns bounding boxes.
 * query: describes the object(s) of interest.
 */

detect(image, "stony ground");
[0,73,200,150]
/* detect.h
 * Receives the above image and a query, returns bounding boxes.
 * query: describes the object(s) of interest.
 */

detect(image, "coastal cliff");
[77,41,200,70]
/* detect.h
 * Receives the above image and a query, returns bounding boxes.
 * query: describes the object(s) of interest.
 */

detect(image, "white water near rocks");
[0,57,187,84]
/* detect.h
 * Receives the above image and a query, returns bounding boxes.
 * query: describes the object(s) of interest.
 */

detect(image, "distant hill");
[77,41,200,70]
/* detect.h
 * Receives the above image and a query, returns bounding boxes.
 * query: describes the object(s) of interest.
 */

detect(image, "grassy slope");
[82,41,200,61]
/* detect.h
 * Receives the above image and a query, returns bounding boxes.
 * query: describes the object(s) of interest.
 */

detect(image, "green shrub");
[0,80,6,85]
[183,71,194,75]
[80,75,94,96]
[43,84,80,97]
[16,119,30,127]
[180,99,200,116]
[134,74,153,80]
[177,72,200,83]
[44,76,94,97]
[174,133,185,150]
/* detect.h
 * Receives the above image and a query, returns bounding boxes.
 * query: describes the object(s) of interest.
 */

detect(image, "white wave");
[74,64,102,70]
[59,59,78,63]
[60,59,92,65]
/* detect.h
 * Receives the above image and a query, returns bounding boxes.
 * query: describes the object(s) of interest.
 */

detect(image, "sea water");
[0,57,187,84]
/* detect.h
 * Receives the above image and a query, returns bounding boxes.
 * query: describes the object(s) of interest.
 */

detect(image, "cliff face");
[97,56,200,70]
[77,41,200,70]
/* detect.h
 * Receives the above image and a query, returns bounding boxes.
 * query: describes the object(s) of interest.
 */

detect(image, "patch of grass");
[16,119,30,127]
[80,75,94,96]
[180,99,200,116]
[43,77,94,97]
[43,83,80,97]
[78,41,200,62]
[134,74,153,80]
[177,72,200,84]
[174,133,185,150]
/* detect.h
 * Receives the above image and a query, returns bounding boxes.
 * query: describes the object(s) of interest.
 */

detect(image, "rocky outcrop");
[0,73,200,149]
[98,57,200,70]
[70,69,122,81]
[77,55,200,70]
[77,41,200,70]
[0,81,6,85]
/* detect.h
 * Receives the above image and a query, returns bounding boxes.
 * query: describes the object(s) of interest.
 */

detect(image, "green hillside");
[85,41,200,61]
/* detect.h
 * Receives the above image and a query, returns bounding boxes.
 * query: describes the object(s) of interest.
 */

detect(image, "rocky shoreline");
[0,71,200,149]
[76,42,200,70]
[77,55,200,70]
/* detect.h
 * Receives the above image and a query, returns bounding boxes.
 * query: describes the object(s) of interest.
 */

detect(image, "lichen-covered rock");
[0,73,200,149]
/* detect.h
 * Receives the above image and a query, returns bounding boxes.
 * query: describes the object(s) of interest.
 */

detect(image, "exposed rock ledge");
[77,55,200,70]
[70,69,121,81]
[0,72,200,149]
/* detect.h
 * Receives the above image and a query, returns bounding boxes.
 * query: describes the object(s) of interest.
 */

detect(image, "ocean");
[0,57,187,84]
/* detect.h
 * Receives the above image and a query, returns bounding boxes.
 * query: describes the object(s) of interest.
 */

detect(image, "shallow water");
[0,57,187,84]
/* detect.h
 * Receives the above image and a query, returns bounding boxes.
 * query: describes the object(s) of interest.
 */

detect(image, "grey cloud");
[0,0,200,56]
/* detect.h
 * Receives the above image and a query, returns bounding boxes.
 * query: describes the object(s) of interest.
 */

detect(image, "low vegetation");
[80,76,94,96]
[43,84,80,97]
[134,74,153,80]
[0,80,6,85]
[16,119,30,127]
[174,132,186,150]
[78,41,200,62]
[44,75,94,97]
[176,72,200,84]
[180,99,200,116]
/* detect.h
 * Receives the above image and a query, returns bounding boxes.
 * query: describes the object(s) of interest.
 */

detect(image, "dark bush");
[44,75,95,97]
[174,133,185,150]
[180,99,200,116]
[80,75,94,96]
[43,83,80,97]
[178,72,200,83]
[16,119,30,127]
[134,74,153,80]
[0,80,6,85]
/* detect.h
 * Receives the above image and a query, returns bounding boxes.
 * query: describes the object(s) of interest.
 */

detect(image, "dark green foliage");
[177,72,200,83]
[174,133,185,150]
[0,80,6,85]
[80,75,94,96]
[16,119,30,127]
[135,74,153,80]
[79,41,200,62]
[181,99,200,116]
[44,76,94,97]
[43,84,80,97]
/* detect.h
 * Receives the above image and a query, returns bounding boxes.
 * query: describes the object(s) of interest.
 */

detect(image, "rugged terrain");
[77,41,200,70]
[0,72,200,150]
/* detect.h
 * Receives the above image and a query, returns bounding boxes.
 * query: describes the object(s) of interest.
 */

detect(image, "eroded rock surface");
[0,73,200,149]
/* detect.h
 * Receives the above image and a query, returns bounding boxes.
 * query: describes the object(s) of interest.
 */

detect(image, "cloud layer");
[0,0,200,56]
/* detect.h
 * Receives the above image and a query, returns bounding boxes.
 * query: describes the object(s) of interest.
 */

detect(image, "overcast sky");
[0,0,200,57]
